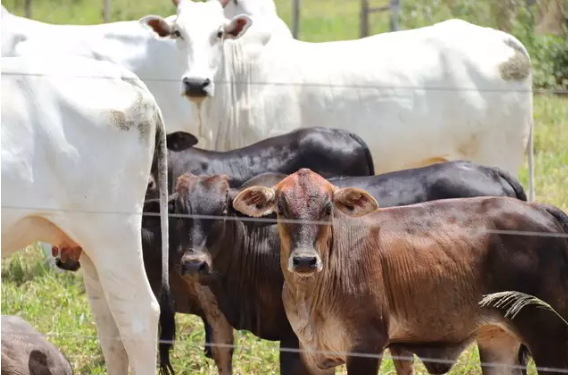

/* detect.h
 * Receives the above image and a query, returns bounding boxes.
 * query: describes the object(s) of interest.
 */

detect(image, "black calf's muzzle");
[181,258,210,276]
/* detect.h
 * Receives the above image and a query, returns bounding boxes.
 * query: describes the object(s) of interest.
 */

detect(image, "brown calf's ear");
[140,15,173,38]
[333,187,379,217]
[224,15,252,39]
[232,186,276,217]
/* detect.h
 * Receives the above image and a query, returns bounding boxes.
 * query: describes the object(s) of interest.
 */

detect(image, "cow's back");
[1,56,159,253]
[1,315,74,375]
[349,196,568,341]
[213,18,532,178]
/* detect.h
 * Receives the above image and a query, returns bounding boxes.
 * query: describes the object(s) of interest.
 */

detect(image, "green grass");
[2,0,567,374]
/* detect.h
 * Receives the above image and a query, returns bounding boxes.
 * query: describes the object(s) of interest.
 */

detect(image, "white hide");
[1,0,292,148]
[1,56,170,375]
[145,0,535,199]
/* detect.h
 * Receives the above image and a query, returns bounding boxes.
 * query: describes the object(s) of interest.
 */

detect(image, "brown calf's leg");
[345,345,382,375]
[477,326,525,375]
[513,311,568,375]
[280,336,335,375]
[390,347,415,375]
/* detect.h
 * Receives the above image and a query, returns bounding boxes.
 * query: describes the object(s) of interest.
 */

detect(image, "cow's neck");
[208,216,288,338]
[282,216,377,339]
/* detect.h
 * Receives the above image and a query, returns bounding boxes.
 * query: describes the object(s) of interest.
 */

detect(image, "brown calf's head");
[233,168,378,278]
[173,173,231,283]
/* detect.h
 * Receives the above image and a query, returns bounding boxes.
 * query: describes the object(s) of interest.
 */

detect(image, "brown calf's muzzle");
[288,248,323,277]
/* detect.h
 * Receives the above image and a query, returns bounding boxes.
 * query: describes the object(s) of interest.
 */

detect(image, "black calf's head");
[173,173,233,283]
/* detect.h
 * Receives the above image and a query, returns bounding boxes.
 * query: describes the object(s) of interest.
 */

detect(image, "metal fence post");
[360,0,369,38]
[292,0,301,38]
[104,0,110,22]
[25,0,32,18]
[390,0,401,31]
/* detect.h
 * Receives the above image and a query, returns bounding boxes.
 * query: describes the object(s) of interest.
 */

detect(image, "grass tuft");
[480,291,568,326]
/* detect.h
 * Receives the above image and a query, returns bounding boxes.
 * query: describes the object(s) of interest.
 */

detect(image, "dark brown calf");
[234,168,568,375]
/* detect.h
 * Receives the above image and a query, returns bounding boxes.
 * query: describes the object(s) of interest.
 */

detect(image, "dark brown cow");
[233,168,568,375]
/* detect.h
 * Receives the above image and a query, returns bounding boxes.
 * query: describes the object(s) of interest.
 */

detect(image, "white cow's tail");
[154,107,176,375]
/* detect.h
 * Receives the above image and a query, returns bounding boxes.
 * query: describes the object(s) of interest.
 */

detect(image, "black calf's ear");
[166,132,199,151]
[143,193,177,213]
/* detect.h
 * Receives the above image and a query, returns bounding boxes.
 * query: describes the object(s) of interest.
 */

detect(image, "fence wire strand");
[3,204,568,238]
[1,71,567,94]
[3,329,568,373]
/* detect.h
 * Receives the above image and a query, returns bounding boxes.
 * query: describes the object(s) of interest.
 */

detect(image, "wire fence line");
[1,71,566,94]
[3,205,568,239]
[2,329,568,373]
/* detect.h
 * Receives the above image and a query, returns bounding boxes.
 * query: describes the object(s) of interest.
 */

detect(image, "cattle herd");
[1,0,566,375]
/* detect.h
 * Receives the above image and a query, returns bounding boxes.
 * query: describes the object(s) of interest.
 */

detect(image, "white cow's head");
[141,0,252,101]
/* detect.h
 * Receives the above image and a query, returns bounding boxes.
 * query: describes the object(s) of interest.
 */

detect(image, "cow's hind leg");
[477,326,524,375]
[80,252,129,375]
[81,221,160,375]
[514,311,568,375]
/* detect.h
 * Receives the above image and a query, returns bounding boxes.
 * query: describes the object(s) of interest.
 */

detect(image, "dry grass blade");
[479,291,568,326]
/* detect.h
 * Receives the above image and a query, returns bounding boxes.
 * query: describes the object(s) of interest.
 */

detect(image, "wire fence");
[3,205,568,239]
[2,1,567,373]
[2,329,568,373]
[1,71,567,95]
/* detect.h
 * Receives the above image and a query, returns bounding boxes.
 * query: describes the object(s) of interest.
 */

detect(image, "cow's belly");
[388,309,480,344]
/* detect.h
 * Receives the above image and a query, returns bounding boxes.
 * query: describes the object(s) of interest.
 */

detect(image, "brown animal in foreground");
[1,315,74,375]
[233,168,568,375]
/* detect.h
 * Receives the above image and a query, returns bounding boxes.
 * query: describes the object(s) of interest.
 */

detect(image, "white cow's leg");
[86,224,160,375]
[81,252,129,375]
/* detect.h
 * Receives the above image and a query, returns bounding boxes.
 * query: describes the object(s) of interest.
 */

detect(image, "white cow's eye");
[172,30,182,38]
[216,30,223,39]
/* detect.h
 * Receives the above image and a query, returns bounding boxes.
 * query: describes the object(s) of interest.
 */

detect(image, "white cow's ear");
[232,186,276,217]
[140,15,173,38]
[223,15,252,39]
[333,187,379,217]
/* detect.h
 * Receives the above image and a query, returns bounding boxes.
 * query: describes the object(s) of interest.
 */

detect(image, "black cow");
[1,315,74,375]
[146,126,375,196]
[163,161,530,375]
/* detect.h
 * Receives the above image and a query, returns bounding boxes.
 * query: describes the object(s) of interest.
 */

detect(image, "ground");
[2,0,567,374]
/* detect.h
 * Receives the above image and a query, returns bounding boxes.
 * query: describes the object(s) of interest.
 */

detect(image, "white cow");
[1,55,170,375]
[1,0,291,147]
[142,0,535,200]
[2,0,293,265]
